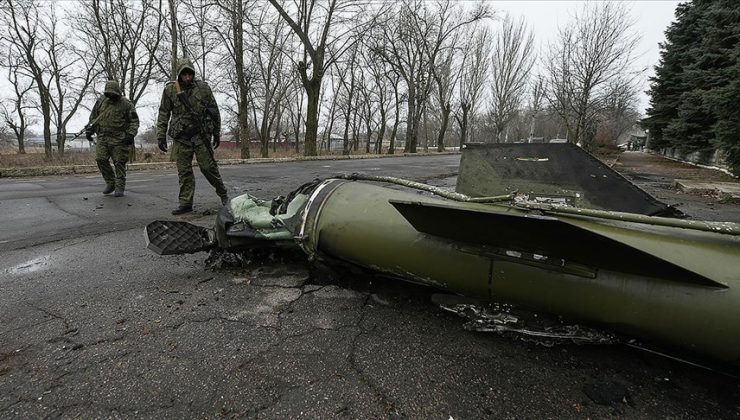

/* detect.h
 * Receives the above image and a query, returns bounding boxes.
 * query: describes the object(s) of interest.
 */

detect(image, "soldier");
[156,58,228,215]
[86,80,139,197]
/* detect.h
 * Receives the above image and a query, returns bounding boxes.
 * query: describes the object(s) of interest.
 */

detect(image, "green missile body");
[296,179,740,365]
[144,143,740,367]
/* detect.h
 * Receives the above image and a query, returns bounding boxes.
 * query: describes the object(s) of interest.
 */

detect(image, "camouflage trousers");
[173,135,227,205]
[95,137,130,191]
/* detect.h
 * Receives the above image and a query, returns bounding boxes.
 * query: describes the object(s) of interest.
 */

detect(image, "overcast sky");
[492,0,681,113]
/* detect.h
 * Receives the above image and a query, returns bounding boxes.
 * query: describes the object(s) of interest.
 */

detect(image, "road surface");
[1,153,738,418]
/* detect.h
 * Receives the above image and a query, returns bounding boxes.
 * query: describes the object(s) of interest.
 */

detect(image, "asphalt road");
[1,153,739,419]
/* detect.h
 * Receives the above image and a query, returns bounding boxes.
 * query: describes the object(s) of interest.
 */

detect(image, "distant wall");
[658,147,735,175]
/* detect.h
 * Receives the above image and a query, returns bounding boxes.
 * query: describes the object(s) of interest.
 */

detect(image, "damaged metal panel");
[456,143,679,216]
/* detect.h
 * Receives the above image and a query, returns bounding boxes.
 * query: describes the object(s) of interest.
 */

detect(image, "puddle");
[5,256,52,275]
[437,300,617,347]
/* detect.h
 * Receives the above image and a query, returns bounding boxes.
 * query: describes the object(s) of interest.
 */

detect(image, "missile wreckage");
[145,143,740,369]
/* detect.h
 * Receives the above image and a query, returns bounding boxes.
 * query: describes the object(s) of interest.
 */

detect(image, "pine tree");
[643,0,740,173]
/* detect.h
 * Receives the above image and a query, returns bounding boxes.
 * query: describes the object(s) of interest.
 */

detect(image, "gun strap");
[175,83,198,116]
[89,98,120,129]
[72,99,112,140]
[175,83,209,140]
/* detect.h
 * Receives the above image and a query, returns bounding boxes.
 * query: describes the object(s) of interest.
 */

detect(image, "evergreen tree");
[643,0,740,173]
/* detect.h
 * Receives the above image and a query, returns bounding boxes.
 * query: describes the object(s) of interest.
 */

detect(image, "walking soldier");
[86,80,139,197]
[156,58,228,215]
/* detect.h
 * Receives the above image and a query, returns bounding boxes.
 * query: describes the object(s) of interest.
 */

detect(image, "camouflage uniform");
[87,80,139,194]
[156,58,227,208]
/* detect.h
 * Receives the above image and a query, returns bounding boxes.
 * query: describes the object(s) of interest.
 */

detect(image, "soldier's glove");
[158,137,168,153]
[212,133,220,149]
[85,131,94,143]
[124,133,135,145]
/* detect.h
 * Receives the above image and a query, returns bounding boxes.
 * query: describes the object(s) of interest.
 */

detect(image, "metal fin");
[456,143,682,217]
[390,199,730,289]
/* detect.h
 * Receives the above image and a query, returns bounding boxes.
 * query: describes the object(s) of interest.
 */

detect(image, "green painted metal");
[297,179,740,365]
[456,143,679,216]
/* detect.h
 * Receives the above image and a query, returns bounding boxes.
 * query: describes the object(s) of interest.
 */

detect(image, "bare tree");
[357,69,379,154]
[1,58,36,154]
[319,71,340,152]
[527,75,545,141]
[285,81,305,153]
[386,71,403,154]
[179,0,223,79]
[166,0,179,78]
[248,6,294,158]
[597,75,640,145]
[456,25,490,147]
[267,0,369,156]
[76,0,165,104]
[544,1,641,149]
[489,14,535,143]
[373,0,490,153]
[1,0,55,157]
[45,4,100,154]
[430,40,459,151]
[335,43,360,155]
[213,0,254,158]
[360,47,394,154]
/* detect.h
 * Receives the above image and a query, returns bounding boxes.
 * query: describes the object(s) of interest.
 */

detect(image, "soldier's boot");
[103,184,115,195]
[114,189,125,197]
[220,195,229,206]
[171,204,193,215]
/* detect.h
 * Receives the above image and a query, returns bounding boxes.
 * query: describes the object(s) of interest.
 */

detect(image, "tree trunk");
[273,110,282,153]
[352,106,360,152]
[56,127,66,155]
[404,92,416,153]
[422,107,429,153]
[304,80,320,156]
[41,101,52,158]
[260,122,269,158]
[342,113,351,156]
[239,107,250,159]
[365,116,371,154]
[389,86,400,155]
[234,2,250,159]
[437,103,450,152]
[458,103,469,148]
[376,110,386,154]
[168,0,178,79]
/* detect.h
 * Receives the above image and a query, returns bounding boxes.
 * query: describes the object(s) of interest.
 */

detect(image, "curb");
[674,179,740,198]
[0,151,461,178]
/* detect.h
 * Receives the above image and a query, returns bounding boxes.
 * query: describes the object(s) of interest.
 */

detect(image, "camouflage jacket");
[88,81,139,141]
[156,58,221,142]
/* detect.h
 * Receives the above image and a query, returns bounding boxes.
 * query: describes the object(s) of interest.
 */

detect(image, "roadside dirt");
[614,151,740,222]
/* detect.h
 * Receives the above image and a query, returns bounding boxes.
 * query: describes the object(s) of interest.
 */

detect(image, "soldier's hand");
[125,133,135,145]
[158,138,168,153]
[212,133,220,149]
[85,131,94,143]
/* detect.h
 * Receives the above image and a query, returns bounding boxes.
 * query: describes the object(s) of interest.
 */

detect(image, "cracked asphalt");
[1,153,739,418]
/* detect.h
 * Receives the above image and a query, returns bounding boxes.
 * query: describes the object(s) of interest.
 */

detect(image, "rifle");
[74,95,121,145]
[70,125,96,145]
[175,82,218,150]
